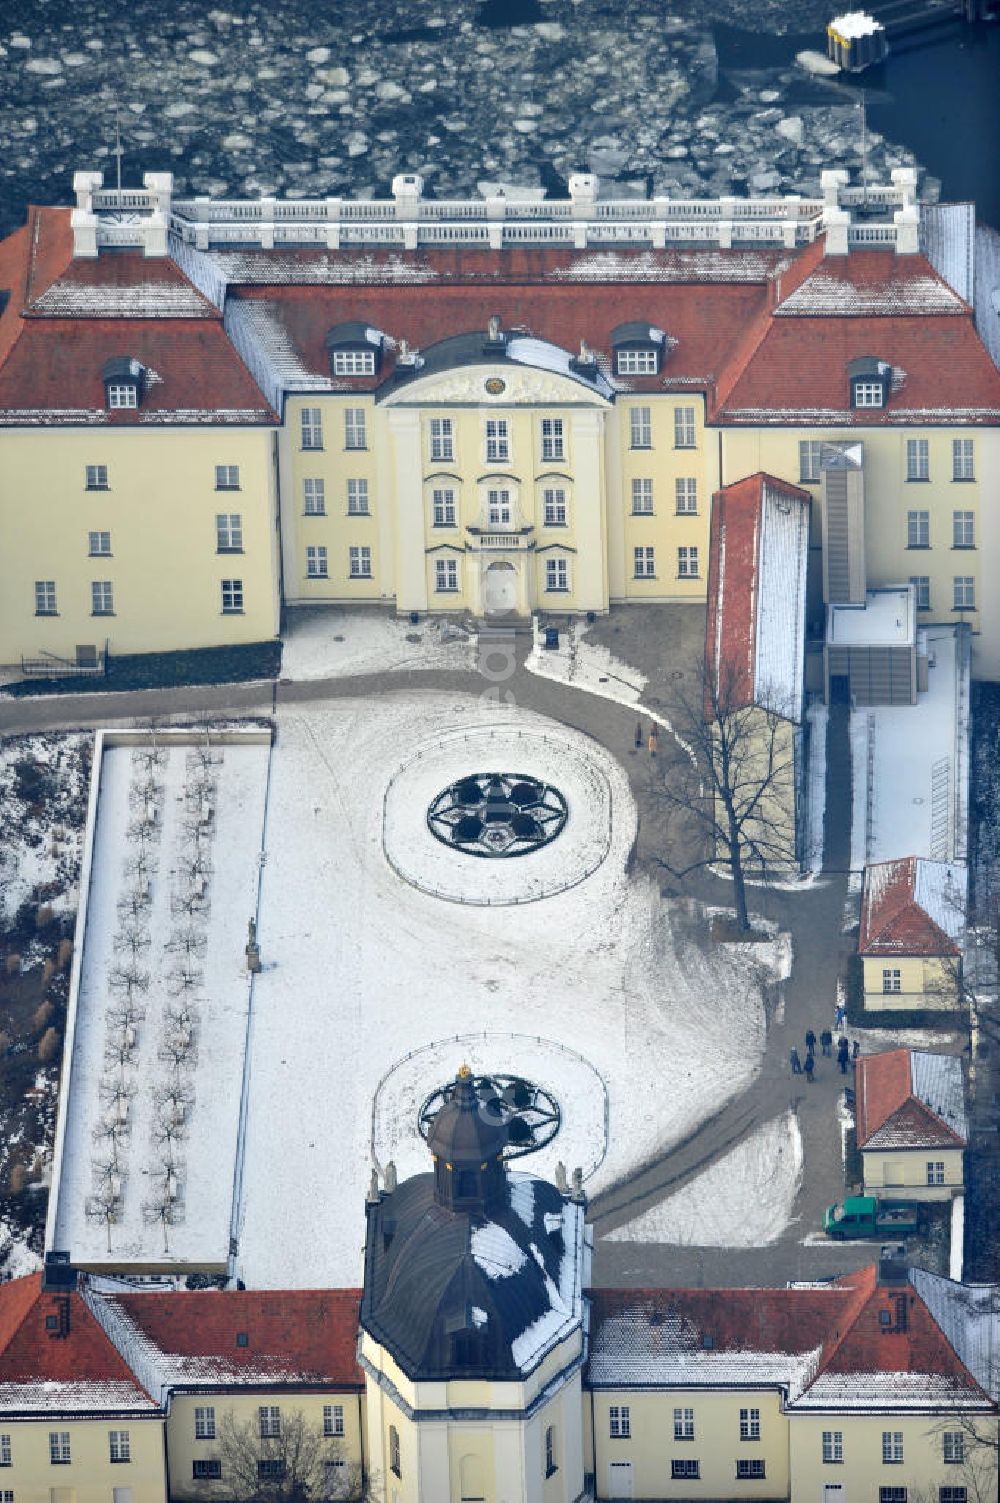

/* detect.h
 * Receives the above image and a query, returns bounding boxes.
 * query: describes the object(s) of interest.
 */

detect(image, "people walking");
[805,1029,816,1055]
[804,1052,815,1083]
[835,1000,846,1030]
[837,1037,850,1074]
[635,721,643,749]
[852,1039,861,1062]
[648,727,658,758]
[820,1028,833,1057]
[790,1047,803,1075]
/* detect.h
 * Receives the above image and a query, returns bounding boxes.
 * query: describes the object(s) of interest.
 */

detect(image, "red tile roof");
[856,1049,966,1150]
[859,857,960,957]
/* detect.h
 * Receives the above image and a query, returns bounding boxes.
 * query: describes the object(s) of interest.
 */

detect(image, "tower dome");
[425,1065,509,1214]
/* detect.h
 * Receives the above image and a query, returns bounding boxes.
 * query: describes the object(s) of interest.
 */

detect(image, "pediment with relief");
[382,363,610,408]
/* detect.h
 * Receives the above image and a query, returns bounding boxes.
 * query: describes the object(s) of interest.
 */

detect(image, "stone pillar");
[782,220,799,249]
[392,172,424,219]
[821,168,850,208]
[568,173,599,218]
[891,166,918,209]
[142,210,168,258]
[259,198,275,251]
[143,171,174,215]
[70,209,98,259]
[386,409,429,613]
[571,408,609,612]
[822,206,850,256]
[718,220,734,250]
[73,170,103,212]
[894,204,920,255]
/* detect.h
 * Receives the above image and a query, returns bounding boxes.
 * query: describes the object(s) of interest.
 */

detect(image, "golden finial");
[457,1063,472,1079]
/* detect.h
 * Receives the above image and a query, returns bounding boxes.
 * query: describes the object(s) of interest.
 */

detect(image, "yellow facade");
[862,1144,964,1199]
[0,1415,166,1503]
[0,427,280,665]
[788,1410,999,1498]
[715,712,801,874]
[862,954,960,1010]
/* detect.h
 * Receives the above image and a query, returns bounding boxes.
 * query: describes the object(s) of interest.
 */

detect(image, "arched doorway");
[483,560,518,616]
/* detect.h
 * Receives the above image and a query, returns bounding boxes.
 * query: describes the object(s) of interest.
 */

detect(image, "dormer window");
[102,356,145,411]
[332,349,375,376]
[611,322,666,377]
[324,322,386,379]
[848,356,890,410]
[108,384,138,409]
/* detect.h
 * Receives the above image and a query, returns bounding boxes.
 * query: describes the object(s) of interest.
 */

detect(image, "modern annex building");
[0,169,999,675]
[2,1072,998,1502]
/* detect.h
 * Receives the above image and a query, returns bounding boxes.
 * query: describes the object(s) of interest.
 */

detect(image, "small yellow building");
[859,856,965,1010]
[856,1047,968,1200]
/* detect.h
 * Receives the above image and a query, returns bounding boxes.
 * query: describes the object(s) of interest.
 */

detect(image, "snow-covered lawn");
[235,691,774,1288]
[525,618,647,708]
[280,605,477,681]
[0,733,89,925]
[605,1111,803,1248]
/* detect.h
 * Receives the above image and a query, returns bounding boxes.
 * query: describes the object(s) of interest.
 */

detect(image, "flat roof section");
[828,587,916,648]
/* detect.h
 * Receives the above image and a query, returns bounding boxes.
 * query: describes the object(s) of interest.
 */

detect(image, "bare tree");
[652,658,800,932]
[202,1408,369,1502]
[108,961,151,998]
[165,923,208,962]
[114,919,151,962]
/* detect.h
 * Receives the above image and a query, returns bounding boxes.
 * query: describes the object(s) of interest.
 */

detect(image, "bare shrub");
[8,1162,26,1195]
[4,953,20,977]
[37,1026,60,1062]
[33,999,55,1031]
[57,937,73,970]
[41,958,55,987]
[35,904,55,929]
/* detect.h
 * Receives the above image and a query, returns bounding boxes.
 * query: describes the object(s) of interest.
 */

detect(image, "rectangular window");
[435,558,459,593]
[736,1460,766,1480]
[677,546,699,578]
[193,1459,222,1480]
[433,488,456,527]
[91,580,114,616]
[882,968,902,993]
[258,1406,281,1439]
[545,557,569,593]
[543,488,567,526]
[799,440,822,482]
[953,510,975,548]
[306,545,328,579]
[673,1408,694,1441]
[1,1489,12,1502]
[629,406,652,449]
[347,479,370,515]
[739,1408,760,1442]
[541,417,565,462]
[910,575,930,610]
[485,418,509,463]
[194,1406,215,1440]
[108,383,137,409]
[954,575,975,609]
[109,1430,131,1463]
[259,1459,286,1480]
[349,546,372,579]
[942,1431,964,1464]
[345,408,366,450]
[907,510,930,548]
[430,417,453,462]
[631,478,653,514]
[301,407,323,450]
[634,546,655,579]
[879,1491,907,1503]
[609,1405,630,1439]
[822,1430,844,1463]
[221,578,244,613]
[953,438,975,481]
[617,347,658,375]
[927,1160,946,1185]
[671,1459,700,1479]
[0,1434,9,1466]
[487,488,512,527]
[389,1426,401,1478]
[940,1489,968,1503]
[854,380,885,408]
[35,580,57,615]
[323,1404,345,1438]
[49,1431,71,1464]
[674,406,696,448]
[216,513,243,553]
[675,478,698,514]
[303,478,326,515]
[882,1430,904,1464]
[86,463,109,490]
[333,349,375,376]
[89,530,112,557]
[215,464,240,491]
[907,438,930,481]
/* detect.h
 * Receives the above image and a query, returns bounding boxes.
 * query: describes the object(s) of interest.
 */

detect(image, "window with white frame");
[910,575,930,610]
[953,510,975,547]
[940,1489,968,1503]
[35,580,57,615]
[344,408,366,450]
[193,1460,222,1480]
[677,546,699,578]
[739,1408,760,1441]
[216,513,243,552]
[433,488,456,526]
[671,1459,700,1479]
[927,1160,945,1185]
[907,510,930,547]
[0,1491,11,1503]
[545,1424,557,1477]
[333,349,375,376]
[629,407,652,449]
[301,407,323,449]
[543,487,567,526]
[258,1406,281,1439]
[389,1424,401,1478]
[435,558,458,593]
[673,1408,695,1441]
[194,1406,215,1440]
[487,488,512,526]
[907,438,930,481]
[485,418,509,462]
[109,1430,131,1463]
[854,381,885,408]
[942,1431,964,1464]
[545,557,569,593]
[49,1432,71,1464]
[89,530,112,556]
[675,478,697,514]
[609,1405,630,1438]
[0,1434,10,1466]
[91,580,114,616]
[954,576,975,609]
[674,406,696,448]
[882,1430,904,1464]
[303,478,326,515]
[879,1490,907,1503]
[107,383,138,409]
[347,479,370,515]
[882,968,901,993]
[822,1430,843,1463]
[617,347,658,375]
[736,1460,765,1480]
[323,1404,345,1438]
[86,463,109,490]
[952,438,975,481]
[215,464,240,491]
[541,417,565,461]
[349,546,372,579]
[634,546,655,578]
[221,578,244,613]
[799,440,823,482]
[430,417,453,462]
[631,478,654,514]
[306,545,328,578]
[259,1459,286,1480]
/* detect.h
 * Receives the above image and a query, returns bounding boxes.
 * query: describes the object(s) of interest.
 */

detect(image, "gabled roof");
[0,1273,158,1415]
[705,472,811,722]
[772,251,968,317]
[856,1048,967,1150]
[860,857,965,957]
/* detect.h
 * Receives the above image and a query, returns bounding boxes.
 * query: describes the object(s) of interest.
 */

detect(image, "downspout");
[358,1388,367,1497]
[272,426,286,636]
[717,426,724,493]
[589,1384,597,1494]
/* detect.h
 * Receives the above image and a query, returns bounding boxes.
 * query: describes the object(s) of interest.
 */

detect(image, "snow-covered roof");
[829,11,885,36]
[0,1378,159,1414]
[909,1270,1000,1401]
[827,588,915,647]
[505,335,615,398]
[791,1370,985,1408]
[856,1048,967,1150]
[774,266,964,317]
[910,1051,968,1141]
[920,202,975,306]
[860,857,965,957]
